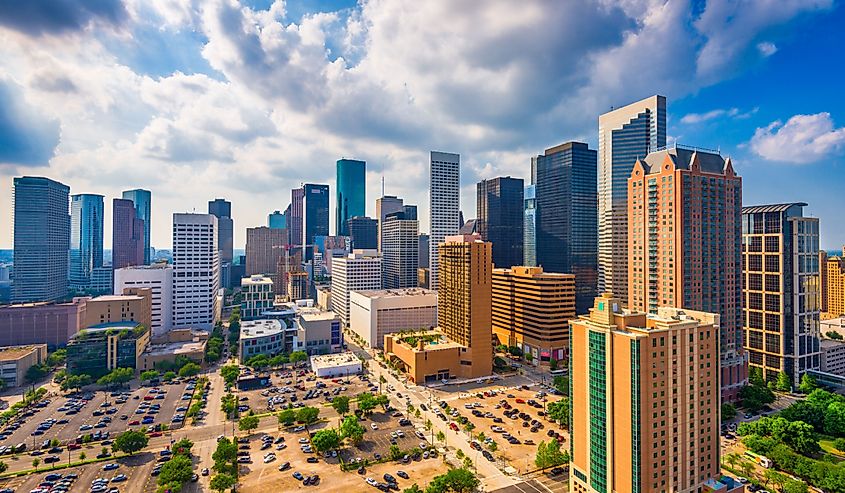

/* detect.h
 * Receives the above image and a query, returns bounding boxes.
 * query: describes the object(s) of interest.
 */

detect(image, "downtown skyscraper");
[289,187,305,253]
[69,194,104,291]
[382,210,419,289]
[628,144,745,401]
[376,195,404,252]
[429,151,460,291]
[476,176,523,269]
[302,184,329,261]
[12,176,70,302]
[112,198,145,269]
[535,142,597,314]
[209,198,234,289]
[598,95,666,303]
[336,159,366,236]
[121,189,151,264]
[172,213,220,330]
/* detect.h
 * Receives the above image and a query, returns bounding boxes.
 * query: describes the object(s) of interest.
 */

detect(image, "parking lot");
[238,369,376,415]
[0,380,193,465]
[338,409,432,464]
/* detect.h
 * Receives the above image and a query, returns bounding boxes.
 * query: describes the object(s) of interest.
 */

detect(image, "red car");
[149,432,162,437]
[449,423,459,431]
[515,398,526,404]
[129,420,140,426]
[67,443,81,450]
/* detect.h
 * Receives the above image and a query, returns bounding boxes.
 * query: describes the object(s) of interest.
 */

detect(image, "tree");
[425,468,479,493]
[179,362,201,378]
[32,458,40,471]
[389,444,403,460]
[25,364,48,383]
[289,351,308,365]
[172,438,193,457]
[46,348,67,367]
[764,469,787,491]
[113,430,149,455]
[332,395,350,416]
[535,440,569,469]
[0,461,7,474]
[141,370,160,383]
[776,371,792,392]
[311,429,341,452]
[546,399,570,429]
[833,437,845,452]
[357,392,378,414]
[740,461,755,481]
[724,452,741,471]
[783,479,810,493]
[525,353,534,363]
[96,367,134,388]
[210,473,237,492]
[404,485,424,493]
[79,452,86,461]
[340,415,366,445]
[238,414,260,434]
[799,373,818,394]
[278,409,296,426]
[826,331,843,341]
[435,431,445,445]
[749,366,765,386]
[296,406,320,425]
[221,393,237,419]
[379,375,386,392]
[158,454,194,488]
[824,402,845,437]
[60,373,91,391]
[552,375,569,396]
[507,346,523,357]
[212,438,237,476]
[220,365,240,388]
[721,403,737,422]
[162,371,177,381]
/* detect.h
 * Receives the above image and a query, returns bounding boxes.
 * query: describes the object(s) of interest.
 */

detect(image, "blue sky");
[0,0,843,250]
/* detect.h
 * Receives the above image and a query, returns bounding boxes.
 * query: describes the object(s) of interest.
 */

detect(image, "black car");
[550,467,565,476]
[383,473,396,483]
[278,462,291,471]
[293,472,304,480]
[307,457,319,463]
[44,455,60,464]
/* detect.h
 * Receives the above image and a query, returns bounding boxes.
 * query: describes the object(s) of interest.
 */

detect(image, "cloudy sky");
[1,0,844,250]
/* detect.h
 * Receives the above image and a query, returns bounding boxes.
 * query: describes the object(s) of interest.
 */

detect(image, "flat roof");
[822,339,845,350]
[90,294,144,302]
[299,309,338,321]
[240,319,284,339]
[353,288,435,299]
[87,322,141,331]
[146,340,206,357]
[310,352,361,369]
[0,345,45,361]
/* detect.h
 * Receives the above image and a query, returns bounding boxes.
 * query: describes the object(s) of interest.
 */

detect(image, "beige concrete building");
[349,288,437,348]
[0,344,48,387]
[0,300,86,347]
[570,293,721,493]
[823,255,845,320]
[288,271,309,301]
[491,266,575,363]
[241,275,274,320]
[83,289,152,331]
[140,329,207,371]
[316,286,331,311]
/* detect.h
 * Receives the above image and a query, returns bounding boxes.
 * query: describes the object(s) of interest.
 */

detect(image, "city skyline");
[1,2,844,251]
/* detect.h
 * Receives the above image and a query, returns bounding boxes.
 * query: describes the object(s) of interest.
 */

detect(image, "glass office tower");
[121,189,152,264]
[69,194,104,290]
[336,159,366,236]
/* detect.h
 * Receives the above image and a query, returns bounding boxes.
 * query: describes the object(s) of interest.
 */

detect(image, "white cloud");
[757,41,778,56]
[680,107,758,124]
[750,113,845,164]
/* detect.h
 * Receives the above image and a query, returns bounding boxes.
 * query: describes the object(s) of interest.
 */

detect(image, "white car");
[419,442,428,449]
[370,423,378,430]
[263,454,276,463]
[396,431,404,438]
[365,477,378,486]
[415,431,425,439]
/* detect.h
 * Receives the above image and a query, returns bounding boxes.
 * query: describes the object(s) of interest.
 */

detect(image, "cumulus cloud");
[681,107,757,124]
[0,79,60,166]
[0,0,128,36]
[750,113,845,164]
[757,41,778,57]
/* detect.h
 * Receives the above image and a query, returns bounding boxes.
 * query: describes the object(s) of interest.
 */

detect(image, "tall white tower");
[172,213,220,330]
[429,151,460,291]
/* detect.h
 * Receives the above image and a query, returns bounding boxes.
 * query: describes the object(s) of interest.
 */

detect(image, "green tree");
[749,366,765,386]
[534,440,569,469]
[826,331,844,341]
[179,362,201,378]
[162,371,177,381]
[776,371,792,392]
[435,431,445,445]
[289,351,308,365]
[25,364,48,383]
[238,414,260,434]
[113,430,149,455]
[140,370,160,383]
[724,452,741,471]
[721,403,737,421]
[332,395,350,415]
[60,373,91,391]
[546,398,570,429]
[79,452,86,461]
[798,373,818,394]
[172,438,193,457]
[212,438,237,476]
[525,353,534,363]
[220,365,240,388]
[46,348,67,367]
[32,458,40,471]
[764,469,787,491]
[221,393,237,419]
[403,485,423,493]
[783,479,810,493]
[339,415,366,445]
[311,429,341,452]
[507,346,523,357]
[552,375,569,396]
[157,454,194,488]
[0,461,7,474]
[357,392,378,414]
[833,437,845,452]
[210,473,237,492]
[296,406,320,425]
[278,409,296,426]
[823,401,845,437]
[549,358,558,371]
[96,367,134,388]
[389,444,403,460]
[425,468,479,493]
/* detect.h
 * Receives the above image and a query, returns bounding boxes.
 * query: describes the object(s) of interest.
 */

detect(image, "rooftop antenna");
[381,163,385,198]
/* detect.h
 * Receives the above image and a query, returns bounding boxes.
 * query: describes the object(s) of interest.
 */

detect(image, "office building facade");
[330,250,382,327]
[241,275,274,320]
[569,294,721,493]
[477,177,523,269]
[628,145,745,401]
[429,152,461,291]
[376,195,404,252]
[208,198,234,263]
[114,263,173,337]
[523,185,537,267]
[112,198,146,269]
[382,211,419,289]
[245,226,287,292]
[121,189,151,264]
[348,216,378,250]
[13,176,71,303]
[823,255,845,319]
[491,266,575,363]
[69,194,104,291]
[303,184,329,261]
[418,234,430,269]
[289,187,305,250]
[336,159,366,236]
[598,95,666,303]
[0,300,86,347]
[172,213,220,330]
[742,203,821,387]
[269,210,286,229]
[535,142,598,313]
[349,288,438,349]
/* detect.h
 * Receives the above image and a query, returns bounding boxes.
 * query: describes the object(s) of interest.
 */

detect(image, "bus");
[744,451,772,468]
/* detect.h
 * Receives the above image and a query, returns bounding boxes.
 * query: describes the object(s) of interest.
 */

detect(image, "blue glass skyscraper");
[303,183,330,261]
[268,210,286,229]
[69,194,104,291]
[335,159,365,236]
[535,142,597,314]
[121,189,151,264]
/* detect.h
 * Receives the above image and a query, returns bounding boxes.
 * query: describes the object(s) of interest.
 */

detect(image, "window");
[765,275,780,292]
[765,255,780,273]
[765,236,779,253]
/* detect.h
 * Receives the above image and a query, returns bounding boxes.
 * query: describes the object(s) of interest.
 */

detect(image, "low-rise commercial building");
[0,344,48,387]
[66,322,150,377]
[821,317,845,339]
[0,299,87,347]
[140,329,208,371]
[822,339,845,377]
[239,319,285,363]
[316,286,331,311]
[295,308,342,355]
[241,275,274,320]
[384,330,471,384]
[83,290,152,332]
[114,263,173,337]
[349,288,437,348]
[310,352,362,378]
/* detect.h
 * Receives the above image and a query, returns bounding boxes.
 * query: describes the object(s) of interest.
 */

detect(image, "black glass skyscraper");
[347,216,377,250]
[535,142,597,314]
[476,177,524,269]
[336,159,365,236]
[303,184,329,261]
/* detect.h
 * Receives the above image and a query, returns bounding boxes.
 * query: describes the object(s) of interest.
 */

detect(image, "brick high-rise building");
[246,227,288,295]
[569,293,721,493]
[112,198,146,269]
[477,176,523,269]
[823,255,845,319]
[742,203,821,388]
[491,266,575,363]
[628,144,745,401]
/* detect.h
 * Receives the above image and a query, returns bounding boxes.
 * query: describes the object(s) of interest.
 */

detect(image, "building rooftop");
[87,322,141,331]
[822,317,845,328]
[146,340,206,357]
[240,319,284,339]
[742,203,808,214]
[299,309,339,322]
[0,345,45,361]
[310,352,360,369]
[641,144,727,174]
[389,330,465,352]
[822,339,845,350]
[90,294,144,302]
[115,262,171,270]
[242,275,273,286]
[353,288,436,299]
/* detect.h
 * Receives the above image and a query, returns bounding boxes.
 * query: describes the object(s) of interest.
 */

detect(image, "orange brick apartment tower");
[437,234,493,377]
[628,145,746,402]
[569,293,720,493]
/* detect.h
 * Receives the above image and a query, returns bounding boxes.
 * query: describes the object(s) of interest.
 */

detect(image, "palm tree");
[379,375,386,393]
